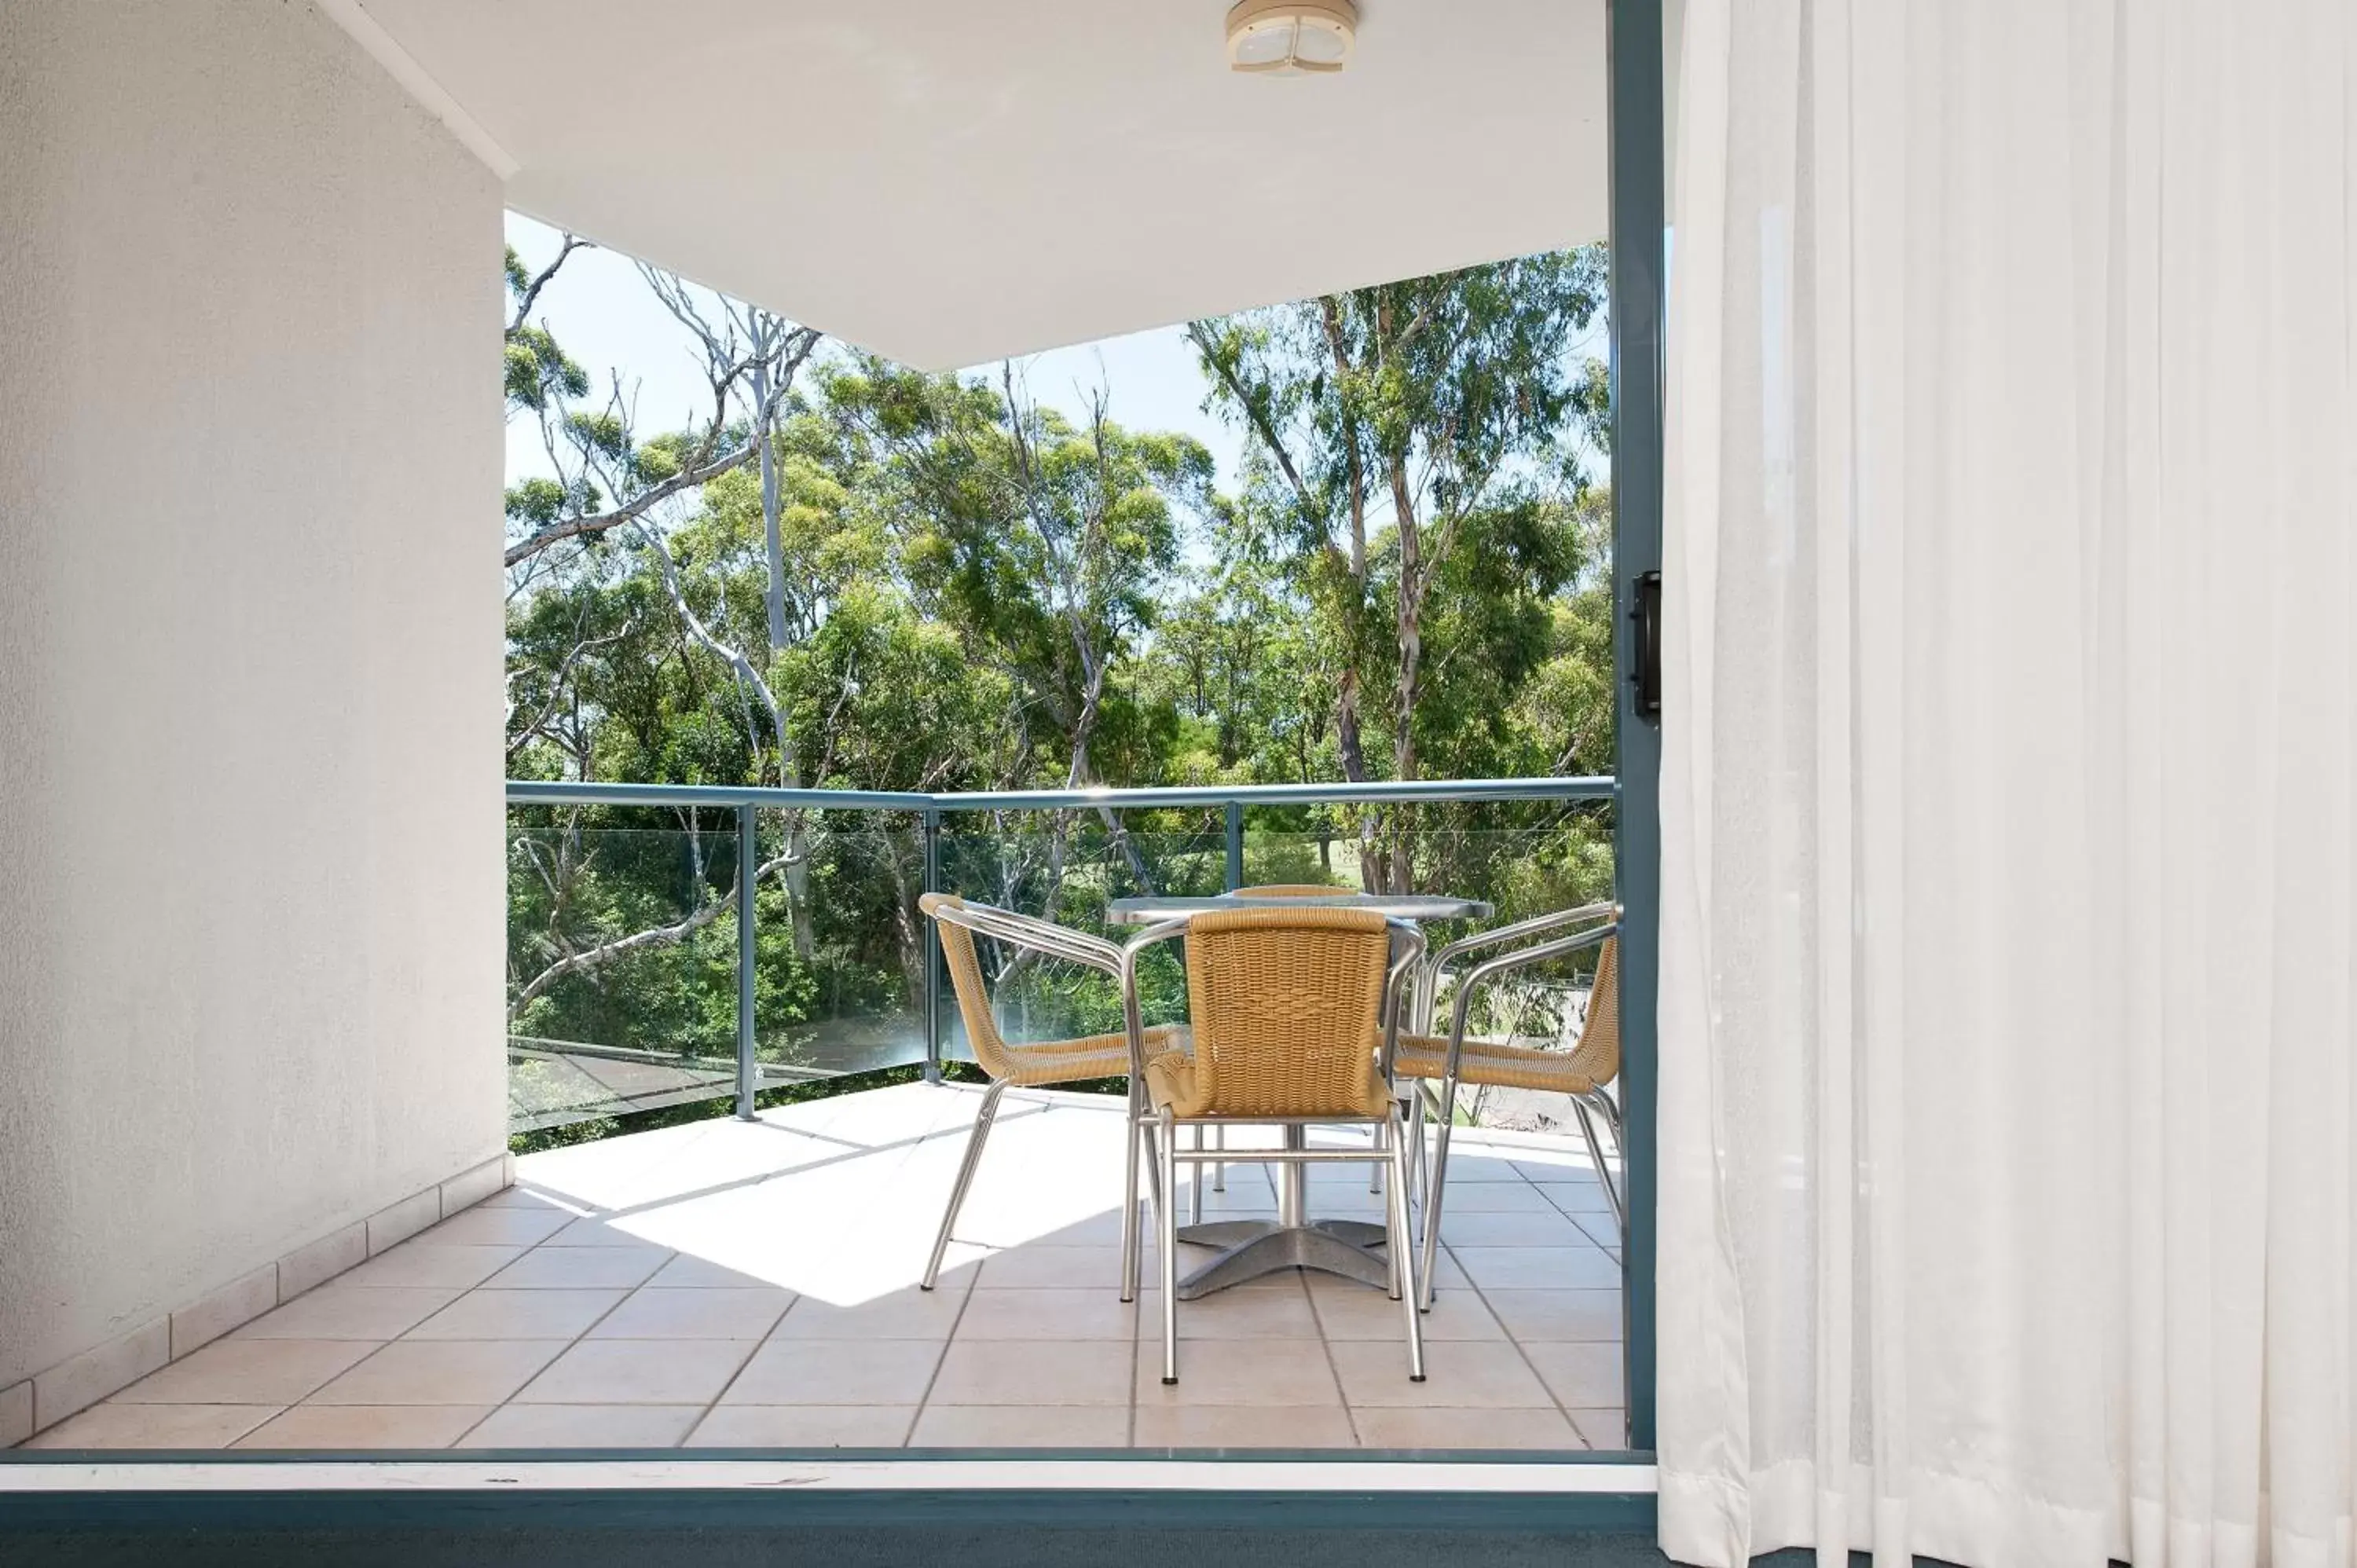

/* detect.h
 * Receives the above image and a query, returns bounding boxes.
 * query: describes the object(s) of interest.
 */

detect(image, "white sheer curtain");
[1655,3,2356,1566]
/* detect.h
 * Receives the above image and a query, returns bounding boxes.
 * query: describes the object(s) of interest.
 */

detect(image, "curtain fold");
[1656,4,2357,1566]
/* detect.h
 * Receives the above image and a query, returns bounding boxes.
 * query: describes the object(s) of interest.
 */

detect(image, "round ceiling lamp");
[1226,0,1359,75]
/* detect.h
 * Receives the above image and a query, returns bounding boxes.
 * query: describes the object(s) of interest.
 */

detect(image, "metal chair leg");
[1120,1083,1142,1302]
[1212,1123,1226,1192]
[1387,1106,1426,1380]
[1156,1109,1179,1384]
[922,1079,1008,1291]
[1189,1123,1203,1225]
[1570,1090,1627,1235]
[1417,1074,1459,1311]
[1408,1088,1430,1205]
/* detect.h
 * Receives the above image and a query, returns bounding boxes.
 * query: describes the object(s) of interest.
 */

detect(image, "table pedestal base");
[1169,1125,1396,1299]
[1171,1218,1391,1298]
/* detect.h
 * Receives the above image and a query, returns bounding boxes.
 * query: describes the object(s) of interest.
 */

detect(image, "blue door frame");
[1607,0,1667,1458]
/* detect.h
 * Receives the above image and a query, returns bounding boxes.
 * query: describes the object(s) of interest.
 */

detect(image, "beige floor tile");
[1132,1339,1342,1407]
[1481,1288,1623,1343]
[404,1289,627,1341]
[1189,1185,1281,1215]
[1429,1182,1562,1214]
[460,1403,703,1449]
[929,1339,1135,1407]
[1131,1405,1357,1449]
[236,1286,461,1341]
[723,1339,944,1405]
[1436,1156,1526,1182]
[236,1405,490,1449]
[481,1186,585,1211]
[642,1253,797,1289]
[1351,1406,1581,1451]
[417,1207,577,1248]
[1446,1245,1620,1291]
[516,1339,758,1405]
[1571,1212,1621,1248]
[1509,1157,1605,1183]
[1328,1339,1549,1409]
[482,1245,671,1291]
[686,1405,915,1447]
[543,1216,674,1246]
[952,1288,1135,1342]
[907,1404,1130,1448]
[974,1246,1126,1289]
[771,1285,968,1340]
[588,1286,794,1340]
[1567,1408,1627,1449]
[1146,1283,1321,1340]
[1022,1208,1152,1247]
[1307,1279,1503,1341]
[27,1403,277,1449]
[1534,1181,1615,1214]
[1520,1341,1624,1408]
[308,1340,568,1405]
[342,1244,526,1290]
[1437,1211,1593,1247]
[115,1339,376,1405]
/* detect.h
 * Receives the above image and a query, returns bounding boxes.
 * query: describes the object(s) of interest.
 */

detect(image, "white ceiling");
[343,0,1611,370]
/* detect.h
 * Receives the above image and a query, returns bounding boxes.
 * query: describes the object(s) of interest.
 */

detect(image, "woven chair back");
[1182,906,1392,1117]
[918,893,1017,1080]
[1565,935,1622,1087]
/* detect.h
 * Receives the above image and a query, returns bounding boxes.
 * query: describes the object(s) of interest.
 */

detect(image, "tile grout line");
[901,1262,983,1449]
[1443,1175,1596,1453]
[676,1285,806,1450]
[435,1222,685,1450]
[1301,1271,1366,1449]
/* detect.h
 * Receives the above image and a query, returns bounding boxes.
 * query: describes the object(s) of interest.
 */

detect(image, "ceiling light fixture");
[1225,0,1358,75]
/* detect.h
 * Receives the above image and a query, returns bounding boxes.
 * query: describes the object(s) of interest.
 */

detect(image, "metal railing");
[505,775,1615,1119]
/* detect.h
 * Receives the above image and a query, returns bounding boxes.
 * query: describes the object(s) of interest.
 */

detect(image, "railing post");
[922,807,943,1083]
[735,801,758,1120]
[1223,800,1244,892]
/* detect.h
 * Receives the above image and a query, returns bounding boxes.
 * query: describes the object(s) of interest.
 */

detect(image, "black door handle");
[1632,570,1662,721]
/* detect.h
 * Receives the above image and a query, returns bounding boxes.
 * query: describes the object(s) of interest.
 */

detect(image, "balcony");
[18,779,1632,1455]
[27,1079,1622,1452]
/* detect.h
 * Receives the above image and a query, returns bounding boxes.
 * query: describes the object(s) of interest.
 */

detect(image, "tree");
[499,234,1620,1090]
[820,357,1207,912]
[1189,247,1610,887]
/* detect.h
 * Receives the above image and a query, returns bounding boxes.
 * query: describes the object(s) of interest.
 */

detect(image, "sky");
[505,213,1248,496]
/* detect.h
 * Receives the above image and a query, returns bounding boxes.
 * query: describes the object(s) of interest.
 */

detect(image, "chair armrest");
[1434,920,1618,1081]
[1417,900,1618,1029]
[1114,918,1192,1078]
[922,893,1124,977]
[1380,921,1428,1077]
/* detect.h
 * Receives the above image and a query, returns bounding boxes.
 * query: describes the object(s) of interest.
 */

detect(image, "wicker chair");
[917,892,1184,1295]
[1135,906,1425,1383]
[1390,903,1622,1310]
[1186,887,1351,1203]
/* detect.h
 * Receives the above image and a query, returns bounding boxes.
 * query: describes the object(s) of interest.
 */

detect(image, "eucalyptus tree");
[820,357,1207,914]
[1188,247,1610,888]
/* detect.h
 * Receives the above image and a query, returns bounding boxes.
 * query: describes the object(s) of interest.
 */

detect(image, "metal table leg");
[1171,1126,1392,1299]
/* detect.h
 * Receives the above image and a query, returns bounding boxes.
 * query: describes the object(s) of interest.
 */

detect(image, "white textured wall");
[0,0,504,1386]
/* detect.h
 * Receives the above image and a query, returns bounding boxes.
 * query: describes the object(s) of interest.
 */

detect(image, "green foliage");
[505,247,1620,1135]
[505,324,588,412]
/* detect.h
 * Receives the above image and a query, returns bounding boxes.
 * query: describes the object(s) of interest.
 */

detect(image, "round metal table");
[1105,890,1491,1299]
[1105,892,1490,926]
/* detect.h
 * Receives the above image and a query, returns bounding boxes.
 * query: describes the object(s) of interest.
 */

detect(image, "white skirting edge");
[0,1457,1660,1493]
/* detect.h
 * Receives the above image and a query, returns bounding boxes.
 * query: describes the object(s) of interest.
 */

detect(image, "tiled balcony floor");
[26,1082,1627,1453]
